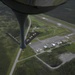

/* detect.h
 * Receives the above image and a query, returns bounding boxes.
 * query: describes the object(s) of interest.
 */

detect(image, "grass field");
[56,58,75,75]
[29,16,71,40]
[0,35,18,75]
[37,52,62,67]
[13,57,51,75]
[65,43,75,53]
[37,42,75,67]
[0,13,74,75]
[0,15,19,75]
[19,45,35,60]
[13,56,75,75]
[40,14,75,29]
[13,42,75,75]
[52,43,75,53]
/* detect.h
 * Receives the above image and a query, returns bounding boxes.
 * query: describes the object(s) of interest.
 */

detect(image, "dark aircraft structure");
[0,0,68,49]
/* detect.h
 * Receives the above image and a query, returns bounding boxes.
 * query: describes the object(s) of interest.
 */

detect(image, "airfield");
[0,0,75,75]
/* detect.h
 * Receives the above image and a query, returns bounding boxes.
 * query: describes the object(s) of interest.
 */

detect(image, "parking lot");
[29,36,66,53]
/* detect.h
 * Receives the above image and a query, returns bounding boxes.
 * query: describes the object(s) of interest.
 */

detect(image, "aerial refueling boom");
[0,0,68,49]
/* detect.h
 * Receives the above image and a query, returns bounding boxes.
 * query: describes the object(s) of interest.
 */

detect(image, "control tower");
[0,0,68,49]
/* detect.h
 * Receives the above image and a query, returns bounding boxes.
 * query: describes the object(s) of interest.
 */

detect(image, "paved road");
[24,16,32,39]
[6,32,20,44]
[59,53,75,63]
[35,55,64,70]
[9,16,31,75]
[18,55,35,63]
[29,14,75,53]
[18,54,60,70]
[18,49,75,70]
[9,49,22,75]
[18,50,46,62]
[35,15,75,33]
[9,15,75,75]
[35,56,53,69]
[29,36,65,53]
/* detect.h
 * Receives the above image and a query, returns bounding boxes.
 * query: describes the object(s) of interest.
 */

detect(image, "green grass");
[13,56,75,75]
[37,43,75,67]
[6,48,19,75]
[52,43,75,54]
[52,45,68,54]
[31,38,38,43]
[29,16,71,40]
[69,35,75,41]
[38,27,71,40]
[65,43,75,53]
[0,15,19,75]
[56,58,75,75]
[19,46,35,60]
[13,57,51,75]
[0,39,11,75]
[38,52,62,67]
[0,35,18,75]
[40,14,75,29]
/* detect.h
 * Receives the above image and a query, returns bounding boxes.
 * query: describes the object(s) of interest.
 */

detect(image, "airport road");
[9,15,75,75]
[35,15,75,33]
[9,16,31,75]
[35,55,54,69]
[9,49,22,75]
[29,36,65,53]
